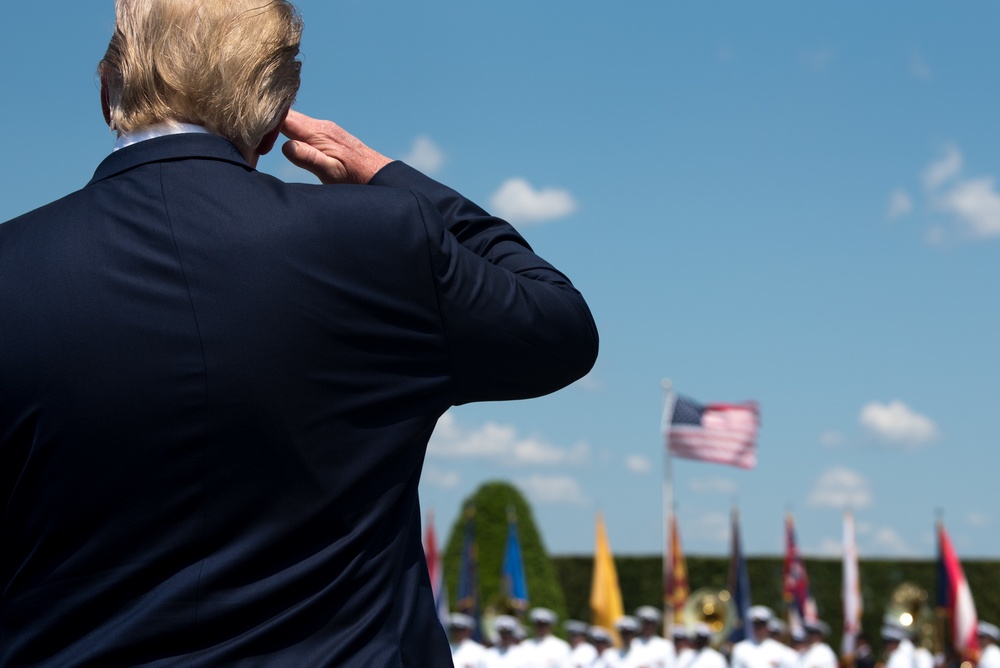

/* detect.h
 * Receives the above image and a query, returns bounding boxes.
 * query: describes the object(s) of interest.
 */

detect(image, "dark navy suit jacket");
[0,134,598,666]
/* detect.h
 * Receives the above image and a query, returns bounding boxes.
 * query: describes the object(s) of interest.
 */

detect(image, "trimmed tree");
[444,480,568,626]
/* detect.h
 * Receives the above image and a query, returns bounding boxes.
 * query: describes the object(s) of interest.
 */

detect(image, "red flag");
[423,511,449,629]
[938,521,979,660]
[782,513,817,633]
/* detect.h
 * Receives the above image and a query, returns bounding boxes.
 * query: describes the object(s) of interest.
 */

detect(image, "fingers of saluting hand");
[279,109,390,185]
[281,139,348,185]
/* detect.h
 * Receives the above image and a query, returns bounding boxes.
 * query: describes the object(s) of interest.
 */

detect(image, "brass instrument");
[885,582,935,651]
[682,587,734,648]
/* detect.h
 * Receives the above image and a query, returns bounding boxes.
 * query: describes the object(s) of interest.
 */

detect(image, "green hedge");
[551,554,1000,654]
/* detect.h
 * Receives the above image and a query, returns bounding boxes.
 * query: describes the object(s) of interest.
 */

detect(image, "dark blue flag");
[728,507,752,643]
[501,507,529,613]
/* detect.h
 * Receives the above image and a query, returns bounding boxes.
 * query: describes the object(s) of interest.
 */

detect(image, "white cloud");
[807,467,873,509]
[625,455,652,474]
[859,400,939,447]
[968,512,991,527]
[887,189,913,220]
[515,474,588,505]
[914,144,1000,243]
[811,537,844,558]
[422,465,460,490]
[427,412,589,465]
[871,526,914,556]
[689,477,738,495]
[686,511,730,545]
[819,430,845,448]
[801,48,835,71]
[910,52,933,80]
[937,176,1000,239]
[925,225,947,247]
[923,145,963,191]
[401,135,445,174]
[574,372,602,392]
[490,178,577,225]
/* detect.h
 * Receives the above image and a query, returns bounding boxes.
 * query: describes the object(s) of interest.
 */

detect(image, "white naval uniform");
[913,647,933,668]
[631,635,676,668]
[885,640,915,668]
[732,638,795,668]
[487,644,529,668]
[594,647,624,668]
[980,645,1000,668]
[676,648,697,668]
[453,638,490,668]
[797,642,837,668]
[569,642,599,668]
[688,647,728,668]
[521,634,571,668]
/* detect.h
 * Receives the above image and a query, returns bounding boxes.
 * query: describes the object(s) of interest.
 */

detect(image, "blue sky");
[3,2,999,562]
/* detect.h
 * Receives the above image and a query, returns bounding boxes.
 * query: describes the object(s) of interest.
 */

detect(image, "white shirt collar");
[113,122,213,151]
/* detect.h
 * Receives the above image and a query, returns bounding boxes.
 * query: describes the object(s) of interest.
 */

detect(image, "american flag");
[664,395,759,470]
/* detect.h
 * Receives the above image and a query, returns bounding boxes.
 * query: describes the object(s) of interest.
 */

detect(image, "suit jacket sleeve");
[369,161,599,404]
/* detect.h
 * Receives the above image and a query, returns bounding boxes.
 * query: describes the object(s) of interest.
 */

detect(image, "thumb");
[281,139,347,185]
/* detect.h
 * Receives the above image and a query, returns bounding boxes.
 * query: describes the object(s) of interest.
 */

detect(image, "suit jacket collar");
[88,133,250,186]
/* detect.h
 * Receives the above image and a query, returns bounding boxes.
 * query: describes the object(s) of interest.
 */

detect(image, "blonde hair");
[100,0,302,157]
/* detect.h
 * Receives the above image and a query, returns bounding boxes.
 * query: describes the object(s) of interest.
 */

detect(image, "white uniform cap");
[881,625,908,642]
[494,615,519,633]
[673,626,691,640]
[449,613,475,630]
[636,606,663,623]
[749,606,774,623]
[768,618,787,634]
[565,620,589,636]
[615,615,640,633]
[529,607,558,625]
[979,622,1000,642]
[804,620,830,637]
[693,622,713,638]
[590,626,613,643]
[791,627,807,643]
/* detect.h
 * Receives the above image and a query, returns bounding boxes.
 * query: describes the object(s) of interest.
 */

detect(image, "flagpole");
[661,378,677,637]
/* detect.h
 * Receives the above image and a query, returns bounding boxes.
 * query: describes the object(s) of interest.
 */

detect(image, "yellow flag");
[590,512,624,645]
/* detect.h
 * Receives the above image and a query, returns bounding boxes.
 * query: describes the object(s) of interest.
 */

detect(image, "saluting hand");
[280,109,392,185]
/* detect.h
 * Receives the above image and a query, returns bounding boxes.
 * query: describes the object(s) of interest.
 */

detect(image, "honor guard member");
[566,620,598,668]
[789,627,808,658]
[590,627,620,668]
[633,606,677,668]
[674,626,696,668]
[881,625,913,668]
[798,621,837,668]
[978,623,1000,668]
[688,623,728,668]
[487,616,528,668]
[732,606,792,668]
[451,613,489,668]
[767,618,801,668]
[614,616,642,667]
[524,608,571,668]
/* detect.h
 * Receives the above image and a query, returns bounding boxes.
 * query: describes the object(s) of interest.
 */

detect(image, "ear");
[254,106,291,158]
[100,70,113,128]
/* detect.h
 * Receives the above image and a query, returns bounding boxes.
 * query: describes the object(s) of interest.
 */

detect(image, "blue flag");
[501,507,529,613]
[456,506,481,641]
[728,507,752,643]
